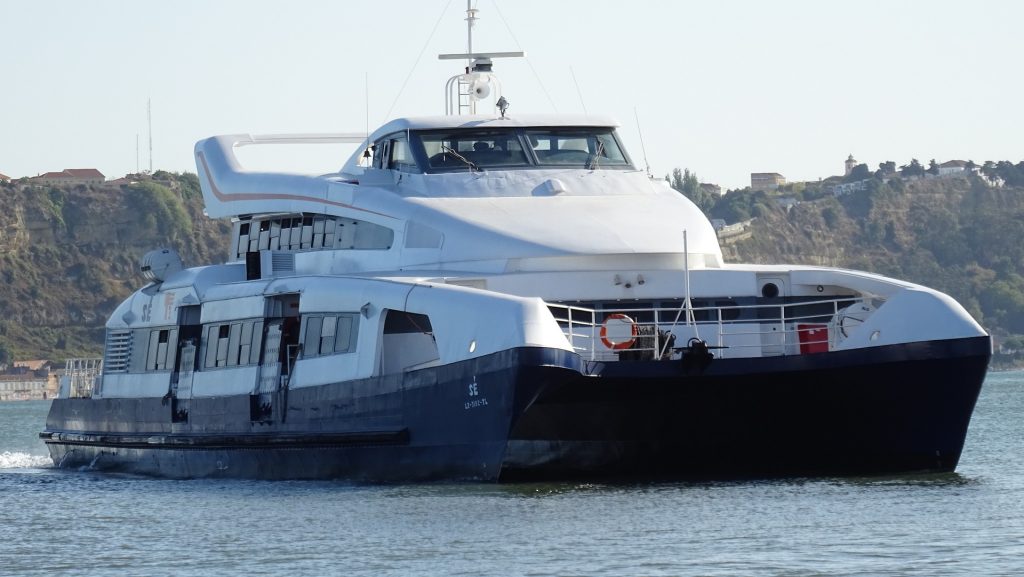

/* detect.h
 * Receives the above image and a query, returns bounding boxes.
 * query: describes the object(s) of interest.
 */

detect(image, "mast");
[440,2,524,115]
[466,0,476,58]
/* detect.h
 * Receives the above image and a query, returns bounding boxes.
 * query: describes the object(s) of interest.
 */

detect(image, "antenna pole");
[634,107,651,177]
[684,230,691,325]
[570,66,587,115]
[466,0,477,62]
[135,134,139,173]
[147,98,153,173]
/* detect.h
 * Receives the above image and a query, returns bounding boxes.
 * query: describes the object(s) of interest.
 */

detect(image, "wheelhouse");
[369,126,635,173]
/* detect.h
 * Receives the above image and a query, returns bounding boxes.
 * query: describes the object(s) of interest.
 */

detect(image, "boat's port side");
[47,274,578,428]
[42,346,585,481]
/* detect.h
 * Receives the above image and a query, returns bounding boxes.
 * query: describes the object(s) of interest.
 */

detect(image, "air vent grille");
[102,329,133,373]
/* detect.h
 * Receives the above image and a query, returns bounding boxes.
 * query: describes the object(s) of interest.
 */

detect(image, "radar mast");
[440,1,524,115]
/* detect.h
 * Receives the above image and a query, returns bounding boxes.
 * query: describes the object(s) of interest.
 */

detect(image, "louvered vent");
[102,329,132,373]
[271,252,295,275]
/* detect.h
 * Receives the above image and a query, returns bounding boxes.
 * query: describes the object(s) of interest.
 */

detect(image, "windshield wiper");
[441,145,483,172]
[586,140,606,170]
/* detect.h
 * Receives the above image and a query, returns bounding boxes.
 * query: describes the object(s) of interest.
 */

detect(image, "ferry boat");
[42,6,990,481]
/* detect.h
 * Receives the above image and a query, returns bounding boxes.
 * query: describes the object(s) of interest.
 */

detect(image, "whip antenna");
[634,107,651,177]
[570,66,587,115]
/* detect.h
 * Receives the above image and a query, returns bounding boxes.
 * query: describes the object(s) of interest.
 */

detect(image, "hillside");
[0,171,1022,364]
[0,173,230,361]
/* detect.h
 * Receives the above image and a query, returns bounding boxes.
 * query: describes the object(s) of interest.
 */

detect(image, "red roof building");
[32,168,105,186]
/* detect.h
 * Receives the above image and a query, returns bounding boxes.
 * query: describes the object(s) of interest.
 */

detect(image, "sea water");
[1,371,1022,576]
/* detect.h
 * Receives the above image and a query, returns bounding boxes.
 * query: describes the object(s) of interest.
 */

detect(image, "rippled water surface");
[2,371,1022,576]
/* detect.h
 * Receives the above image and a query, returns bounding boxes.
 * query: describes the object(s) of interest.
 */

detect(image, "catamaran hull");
[503,336,991,480]
[42,336,990,482]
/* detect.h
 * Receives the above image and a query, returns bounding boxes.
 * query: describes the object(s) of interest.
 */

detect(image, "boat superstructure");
[42,4,990,481]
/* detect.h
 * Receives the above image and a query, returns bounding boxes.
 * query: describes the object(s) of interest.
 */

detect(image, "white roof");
[368,114,621,141]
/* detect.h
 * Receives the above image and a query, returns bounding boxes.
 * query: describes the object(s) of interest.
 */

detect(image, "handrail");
[546,297,873,361]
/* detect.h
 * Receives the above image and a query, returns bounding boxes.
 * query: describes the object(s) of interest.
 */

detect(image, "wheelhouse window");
[411,127,633,172]
[525,129,630,168]
[388,137,418,172]
[420,130,530,170]
[371,133,420,173]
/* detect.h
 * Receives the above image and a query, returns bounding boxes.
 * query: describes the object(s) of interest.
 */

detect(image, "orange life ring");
[600,313,638,350]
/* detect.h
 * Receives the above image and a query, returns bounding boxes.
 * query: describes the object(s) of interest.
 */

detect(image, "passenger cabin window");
[125,326,179,373]
[201,319,264,369]
[235,214,394,258]
[300,313,359,358]
[145,328,177,371]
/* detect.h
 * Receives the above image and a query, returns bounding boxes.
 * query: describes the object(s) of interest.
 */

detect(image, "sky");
[1,0,1022,191]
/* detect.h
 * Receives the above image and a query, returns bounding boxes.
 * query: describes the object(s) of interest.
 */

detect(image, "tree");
[900,158,926,177]
[666,168,715,215]
[0,340,10,366]
[1003,335,1024,352]
[928,159,940,175]
[845,163,871,182]
[876,161,897,177]
[124,181,192,240]
[993,161,1024,187]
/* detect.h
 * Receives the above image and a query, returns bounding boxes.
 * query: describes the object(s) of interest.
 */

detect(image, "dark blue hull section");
[504,336,991,480]
[42,336,990,482]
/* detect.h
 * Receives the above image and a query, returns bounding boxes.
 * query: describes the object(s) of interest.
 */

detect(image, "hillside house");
[32,168,105,186]
[0,172,10,182]
[1,360,56,401]
[700,183,722,196]
[751,172,786,191]
[938,160,969,176]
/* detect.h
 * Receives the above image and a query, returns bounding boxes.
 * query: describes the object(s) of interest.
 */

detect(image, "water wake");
[0,451,52,469]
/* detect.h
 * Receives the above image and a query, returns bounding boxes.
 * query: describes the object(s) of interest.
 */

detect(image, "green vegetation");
[124,180,192,240]
[0,172,230,361]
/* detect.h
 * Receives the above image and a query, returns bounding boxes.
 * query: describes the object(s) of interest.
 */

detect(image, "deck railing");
[546,297,874,361]
[62,358,103,398]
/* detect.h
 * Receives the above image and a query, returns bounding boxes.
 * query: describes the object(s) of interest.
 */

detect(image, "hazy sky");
[2,0,1021,190]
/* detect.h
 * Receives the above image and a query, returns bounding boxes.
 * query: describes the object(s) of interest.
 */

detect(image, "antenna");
[363,72,371,168]
[634,107,652,177]
[135,134,140,173]
[570,66,587,115]
[147,98,153,173]
[466,0,476,58]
